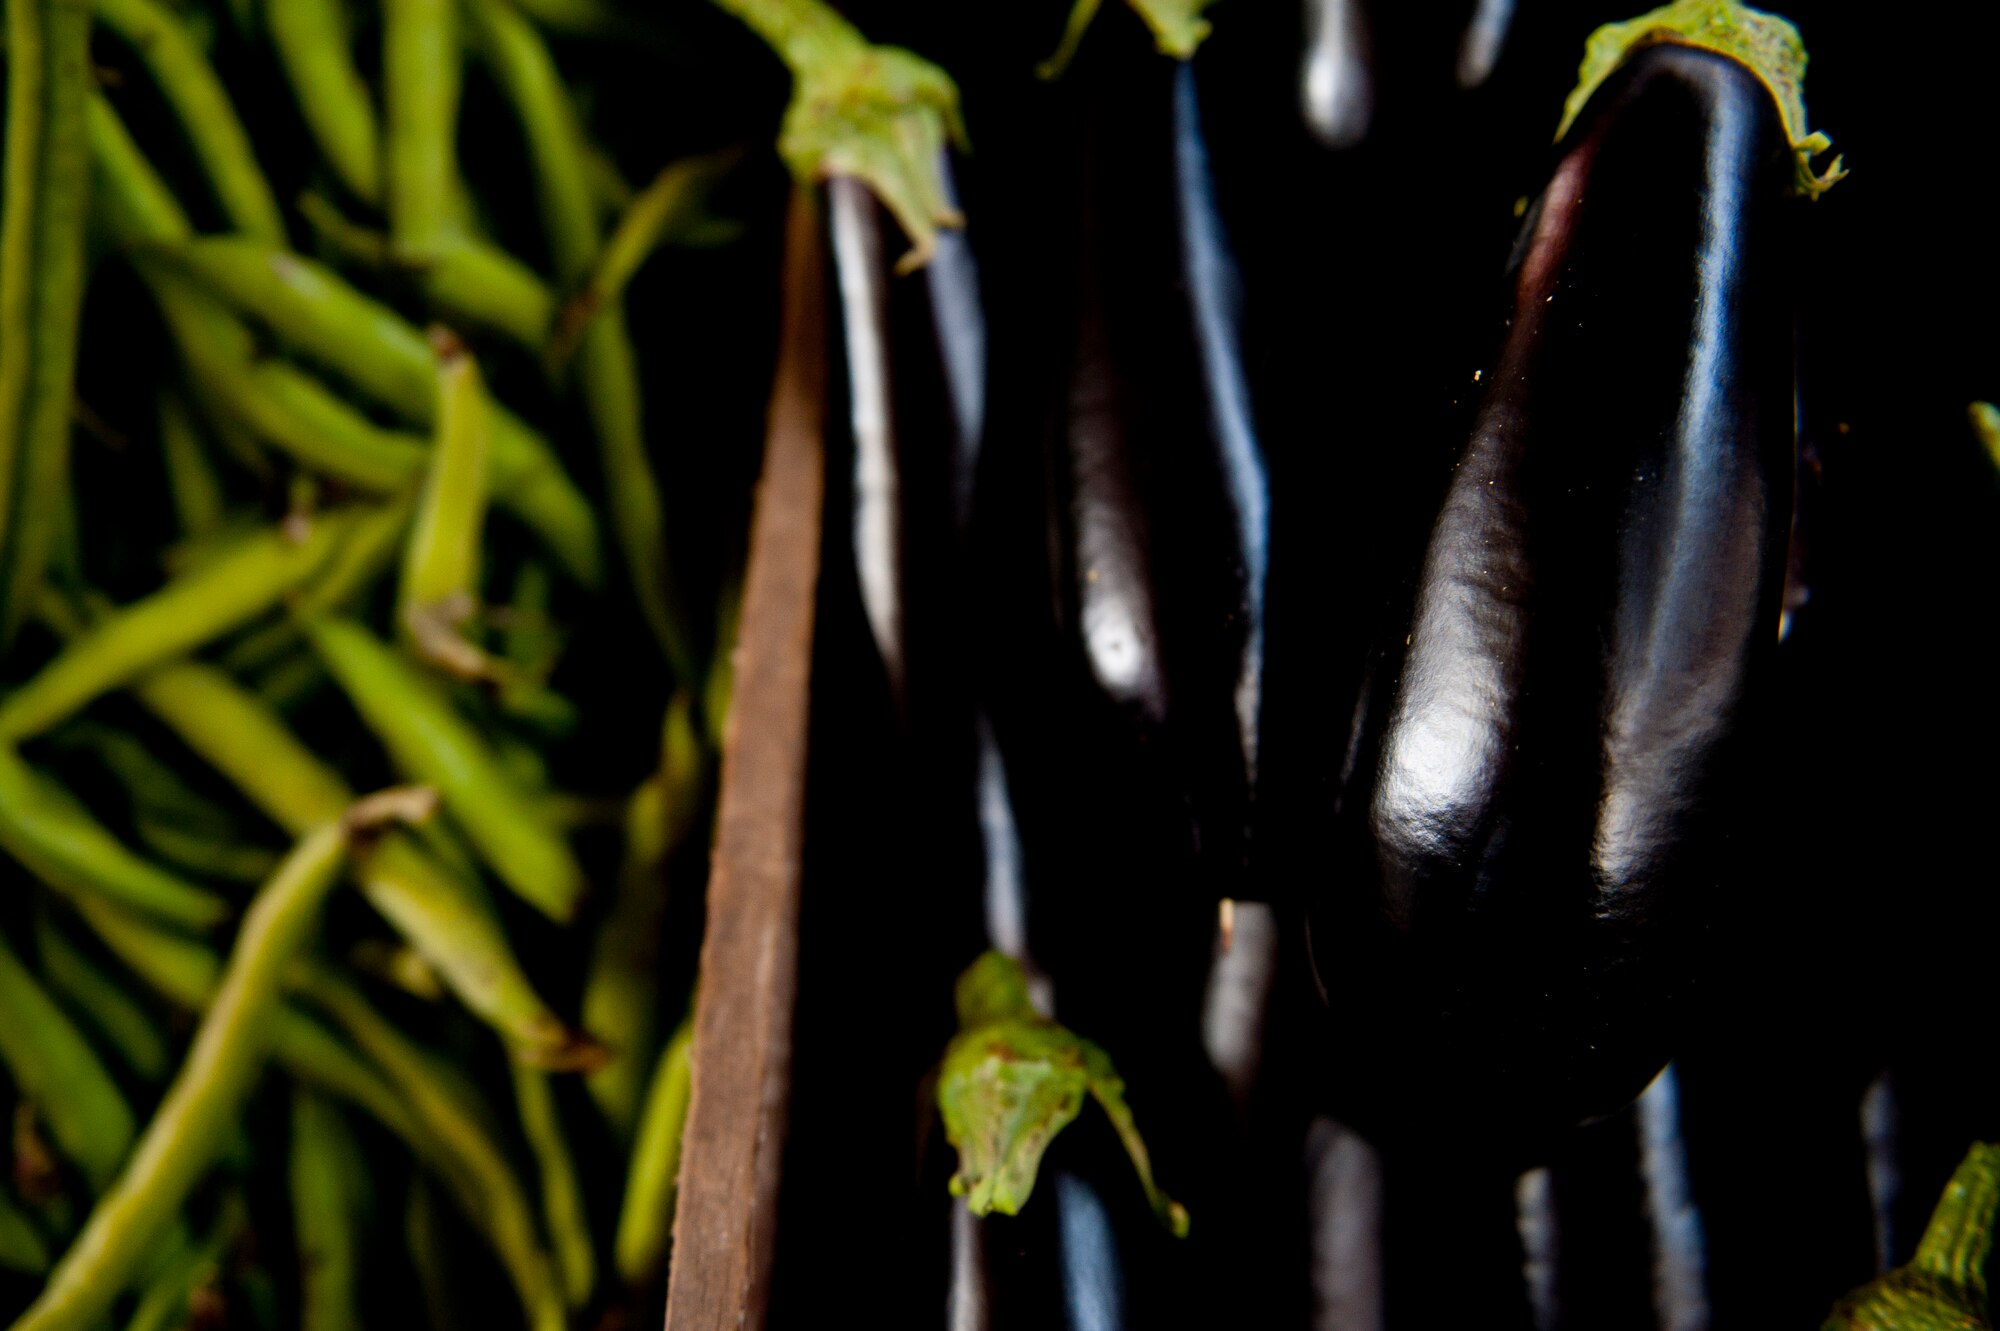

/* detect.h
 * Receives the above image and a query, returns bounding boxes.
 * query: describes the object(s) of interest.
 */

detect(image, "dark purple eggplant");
[1306,40,1801,1153]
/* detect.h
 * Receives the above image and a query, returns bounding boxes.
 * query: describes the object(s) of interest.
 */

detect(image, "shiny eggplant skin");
[1307,43,1799,1154]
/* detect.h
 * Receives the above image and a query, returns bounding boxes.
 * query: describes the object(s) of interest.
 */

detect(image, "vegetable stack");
[0,0,961,1325]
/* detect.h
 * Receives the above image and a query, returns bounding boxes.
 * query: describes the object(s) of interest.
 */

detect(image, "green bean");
[0,0,95,645]
[148,239,600,585]
[0,508,362,743]
[297,194,558,349]
[399,332,492,677]
[289,1089,367,1331]
[129,658,595,1065]
[0,1187,50,1275]
[0,933,137,1194]
[149,273,431,493]
[134,818,284,884]
[297,966,568,1331]
[510,1065,595,1308]
[550,150,743,366]
[0,748,231,929]
[613,1012,694,1286]
[382,0,461,263]
[91,0,286,244]
[220,496,416,679]
[84,96,190,246]
[307,616,588,921]
[32,912,174,1083]
[157,388,227,542]
[468,0,688,674]
[265,0,382,206]
[584,694,703,1136]
[11,820,353,1331]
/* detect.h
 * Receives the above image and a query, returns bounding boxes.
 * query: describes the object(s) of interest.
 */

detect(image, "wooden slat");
[664,184,827,1331]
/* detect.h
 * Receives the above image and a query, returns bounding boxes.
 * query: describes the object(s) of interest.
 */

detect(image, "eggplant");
[1306,41,1801,1153]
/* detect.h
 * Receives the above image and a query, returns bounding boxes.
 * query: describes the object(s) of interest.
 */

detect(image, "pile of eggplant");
[777,0,2000,1327]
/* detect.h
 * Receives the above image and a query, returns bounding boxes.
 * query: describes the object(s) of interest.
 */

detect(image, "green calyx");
[936,951,1188,1236]
[1557,0,1846,200]
[1824,1142,2000,1331]
[1039,0,1217,79]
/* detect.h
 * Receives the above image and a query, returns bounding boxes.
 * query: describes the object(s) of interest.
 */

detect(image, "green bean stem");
[0,932,137,1194]
[91,0,286,243]
[10,821,354,1331]
[0,0,95,644]
[613,1013,694,1285]
[266,0,382,205]
[307,616,587,921]
[0,508,360,743]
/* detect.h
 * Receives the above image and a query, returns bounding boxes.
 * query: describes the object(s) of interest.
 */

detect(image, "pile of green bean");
[0,0,955,1322]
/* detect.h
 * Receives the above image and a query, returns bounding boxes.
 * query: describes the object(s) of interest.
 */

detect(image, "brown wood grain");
[663,184,827,1331]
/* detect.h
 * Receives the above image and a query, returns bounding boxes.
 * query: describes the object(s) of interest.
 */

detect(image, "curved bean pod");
[306,616,588,921]
[0,748,231,929]
[511,1064,595,1308]
[612,1014,694,1286]
[10,821,353,1331]
[0,932,137,1193]
[0,509,362,743]
[266,0,382,206]
[92,0,286,243]
[129,659,595,1065]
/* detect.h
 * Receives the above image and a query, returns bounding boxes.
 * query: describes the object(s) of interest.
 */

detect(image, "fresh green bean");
[33,911,174,1082]
[219,496,416,679]
[149,273,431,493]
[297,966,568,1331]
[0,748,231,929]
[382,0,460,263]
[129,658,595,1065]
[0,933,137,1194]
[468,0,688,673]
[510,1064,595,1308]
[550,150,743,366]
[84,96,189,246]
[296,193,557,349]
[289,1089,367,1331]
[613,1012,694,1286]
[11,820,353,1331]
[91,0,286,244]
[265,0,382,206]
[148,238,601,585]
[584,694,703,1136]
[0,0,95,645]
[68,892,430,1151]
[157,388,227,542]
[134,818,283,884]
[0,1186,49,1275]
[0,508,362,743]
[307,616,588,921]
[399,332,492,677]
